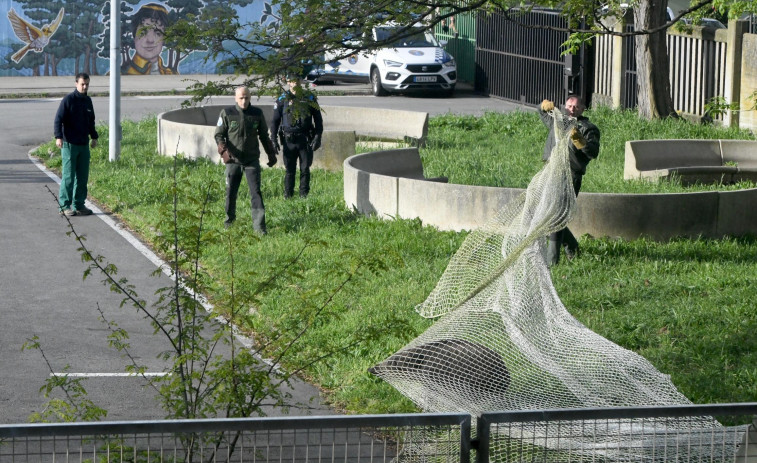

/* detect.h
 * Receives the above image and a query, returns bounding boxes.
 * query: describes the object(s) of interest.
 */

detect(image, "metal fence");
[435,10,476,83]
[0,413,471,463]
[479,403,757,463]
[2,404,756,462]
[475,9,578,106]
[599,20,733,121]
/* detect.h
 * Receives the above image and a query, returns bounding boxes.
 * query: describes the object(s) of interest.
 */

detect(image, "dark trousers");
[547,173,582,265]
[282,135,313,198]
[225,162,266,233]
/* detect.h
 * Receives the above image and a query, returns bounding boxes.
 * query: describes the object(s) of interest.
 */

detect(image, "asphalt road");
[0,89,520,424]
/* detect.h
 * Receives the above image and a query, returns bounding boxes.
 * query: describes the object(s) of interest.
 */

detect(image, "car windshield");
[375,27,439,47]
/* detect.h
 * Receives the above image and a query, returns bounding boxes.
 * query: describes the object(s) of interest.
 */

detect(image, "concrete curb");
[344,148,757,241]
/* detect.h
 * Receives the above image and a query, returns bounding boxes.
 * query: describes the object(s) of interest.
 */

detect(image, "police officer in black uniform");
[270,75,324,198]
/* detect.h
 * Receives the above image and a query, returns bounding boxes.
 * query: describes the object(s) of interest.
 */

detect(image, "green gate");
[434,11,476,84]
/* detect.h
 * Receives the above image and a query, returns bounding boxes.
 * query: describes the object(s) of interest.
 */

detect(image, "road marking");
[51,372,170,378]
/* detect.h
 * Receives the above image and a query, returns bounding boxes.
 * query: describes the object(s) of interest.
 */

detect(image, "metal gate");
[622,24,638,109]
[435,10,476,83]
[474,9,594,106]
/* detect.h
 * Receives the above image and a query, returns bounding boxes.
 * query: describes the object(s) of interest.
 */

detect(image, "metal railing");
[2,404,756,462]
[0,413,471,463]
[479,403,757,463]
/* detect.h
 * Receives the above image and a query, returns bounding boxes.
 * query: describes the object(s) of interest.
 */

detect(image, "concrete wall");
[345,148,757,240]
[320,106,428,143]
[157,105,429,170]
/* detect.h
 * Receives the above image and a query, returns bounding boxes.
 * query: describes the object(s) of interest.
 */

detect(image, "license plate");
[413,76,437,83]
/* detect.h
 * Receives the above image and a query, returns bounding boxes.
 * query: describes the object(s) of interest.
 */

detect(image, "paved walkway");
[0,74,493,424]
[0,75,335,424]
[0,74,373,97]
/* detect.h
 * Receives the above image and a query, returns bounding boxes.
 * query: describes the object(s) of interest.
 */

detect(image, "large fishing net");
[369,110,749,461]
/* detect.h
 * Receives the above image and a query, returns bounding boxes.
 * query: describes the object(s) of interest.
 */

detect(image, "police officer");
[215,86,277,234]
[539,94,600,265]
[270,75,324,198]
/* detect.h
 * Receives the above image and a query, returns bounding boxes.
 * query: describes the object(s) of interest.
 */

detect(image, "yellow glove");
[540,99,555,112]
[570,127,587,149]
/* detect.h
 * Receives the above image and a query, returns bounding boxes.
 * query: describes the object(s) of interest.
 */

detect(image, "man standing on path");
[270,75,323,198]
[539,94,600,265]
[215,86,278,234]
[54,72,98,217]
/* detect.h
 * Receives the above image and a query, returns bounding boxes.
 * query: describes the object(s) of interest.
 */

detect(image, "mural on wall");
[7,6,63,63]
[0,0,267,76]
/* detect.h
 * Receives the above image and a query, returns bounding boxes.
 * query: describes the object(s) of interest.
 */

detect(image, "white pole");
[109,0,121,162]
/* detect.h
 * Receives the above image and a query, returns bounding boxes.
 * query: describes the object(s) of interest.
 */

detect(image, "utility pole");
[109,0,121,162]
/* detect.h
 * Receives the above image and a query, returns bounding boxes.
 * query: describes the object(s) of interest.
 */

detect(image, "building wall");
[0,0,272,77]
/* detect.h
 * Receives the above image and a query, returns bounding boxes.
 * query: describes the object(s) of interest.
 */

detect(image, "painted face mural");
[123,3,174,75]
[1,1,273,77]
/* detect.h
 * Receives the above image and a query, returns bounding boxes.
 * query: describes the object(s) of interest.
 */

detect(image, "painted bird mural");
[7,7,65,63]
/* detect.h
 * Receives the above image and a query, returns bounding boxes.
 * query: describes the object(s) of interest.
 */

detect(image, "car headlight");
[442,55,456,68]
[383,59,403,67]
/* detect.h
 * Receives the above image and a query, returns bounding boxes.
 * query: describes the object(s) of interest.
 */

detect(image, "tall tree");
[173,0,755,119]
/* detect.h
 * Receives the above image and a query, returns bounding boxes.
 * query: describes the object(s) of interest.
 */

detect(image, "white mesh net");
[369,110,742,461]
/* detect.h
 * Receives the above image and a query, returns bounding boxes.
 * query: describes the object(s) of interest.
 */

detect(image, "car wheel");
[444,86,456,98]
[371,68,387,97]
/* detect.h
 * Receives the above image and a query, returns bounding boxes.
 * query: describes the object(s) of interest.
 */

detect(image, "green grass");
[35,109,757,416]
[421,106,757,193]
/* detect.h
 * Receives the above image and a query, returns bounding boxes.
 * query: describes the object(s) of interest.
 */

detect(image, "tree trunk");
[633,0,678,119]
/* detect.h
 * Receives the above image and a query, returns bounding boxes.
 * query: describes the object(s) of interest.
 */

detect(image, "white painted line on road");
[51,372,170,378]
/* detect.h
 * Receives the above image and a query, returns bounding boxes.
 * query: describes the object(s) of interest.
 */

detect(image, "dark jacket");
[214,104,275,165]
[270,92,323,140]
[539,109,600,176]
[54,90,98,146]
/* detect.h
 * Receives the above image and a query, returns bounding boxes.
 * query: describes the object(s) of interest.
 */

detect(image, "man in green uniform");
[215,86,277,234]
[54,72,98,216]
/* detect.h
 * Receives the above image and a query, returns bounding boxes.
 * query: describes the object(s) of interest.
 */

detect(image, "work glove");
[569,127,587,150]
[218,143,233,164]
[310,134,321,152]
[540,99,555,112]
[267,154,277,167]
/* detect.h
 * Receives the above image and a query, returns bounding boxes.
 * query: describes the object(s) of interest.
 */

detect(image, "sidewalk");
[0,74,478,98]
[0,79,333,423]
[0,74,374,97]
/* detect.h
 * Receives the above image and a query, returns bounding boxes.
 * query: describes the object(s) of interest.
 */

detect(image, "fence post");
[723,19,748,128]
[476,415,490,463]
[610,17,628,109]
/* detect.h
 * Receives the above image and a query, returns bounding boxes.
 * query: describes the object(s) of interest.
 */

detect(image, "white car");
[311,25,457,96]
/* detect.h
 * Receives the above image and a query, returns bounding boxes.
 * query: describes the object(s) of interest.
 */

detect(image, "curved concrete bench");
[624,139,757,185]
[156,105,429,170]
[345,148,757,240]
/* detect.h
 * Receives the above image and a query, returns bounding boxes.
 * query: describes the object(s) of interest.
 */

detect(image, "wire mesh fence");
[1,405,756,462]
[479,403,757,463]
[0,413,471,463]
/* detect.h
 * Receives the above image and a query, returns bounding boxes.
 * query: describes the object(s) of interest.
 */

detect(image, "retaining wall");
[344,148,757,240]
[156,105,429,170]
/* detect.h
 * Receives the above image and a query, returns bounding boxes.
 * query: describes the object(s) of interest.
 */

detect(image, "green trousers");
[58,142,91,211]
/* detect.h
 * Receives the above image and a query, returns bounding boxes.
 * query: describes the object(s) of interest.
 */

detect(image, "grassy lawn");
[35,108,757,416]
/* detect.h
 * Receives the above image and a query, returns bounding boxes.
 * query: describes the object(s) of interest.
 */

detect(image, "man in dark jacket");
[54,72,99,217]
[270,75,323,198]
[539,94,600,265]
[215,86,277,234]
